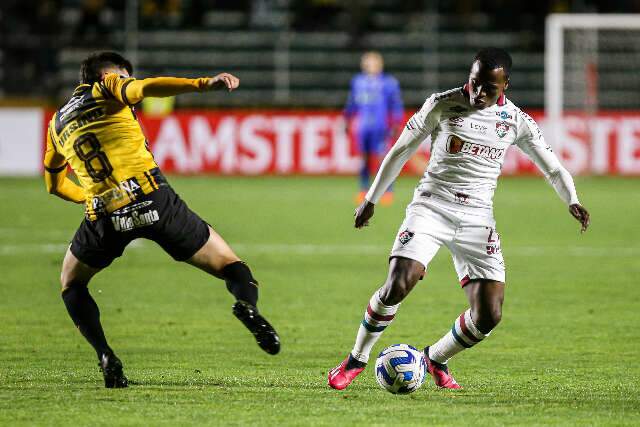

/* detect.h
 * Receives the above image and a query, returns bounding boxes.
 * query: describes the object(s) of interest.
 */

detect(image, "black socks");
[60,262,259,360]
[346,354,367,370]
[61,286,111,359]
[222,261,259,307]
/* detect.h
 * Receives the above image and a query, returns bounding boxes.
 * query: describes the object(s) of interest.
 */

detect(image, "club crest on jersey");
[495,121,510,138]
[398,229,414,246]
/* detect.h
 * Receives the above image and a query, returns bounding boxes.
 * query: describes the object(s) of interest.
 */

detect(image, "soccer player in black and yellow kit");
[44,52,280,388]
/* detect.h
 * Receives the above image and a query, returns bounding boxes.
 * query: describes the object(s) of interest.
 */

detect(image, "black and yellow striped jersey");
[44,73,211,220]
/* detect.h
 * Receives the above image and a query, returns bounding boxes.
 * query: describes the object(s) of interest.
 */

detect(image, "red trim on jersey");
[460,275,471,287]
[458,313,481,343]
[366,304,395,322]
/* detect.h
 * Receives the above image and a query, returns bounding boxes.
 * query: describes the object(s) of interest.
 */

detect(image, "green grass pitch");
[0,176,638,426]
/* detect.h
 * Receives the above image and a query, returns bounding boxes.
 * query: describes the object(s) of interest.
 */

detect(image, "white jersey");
[366,86,579,210]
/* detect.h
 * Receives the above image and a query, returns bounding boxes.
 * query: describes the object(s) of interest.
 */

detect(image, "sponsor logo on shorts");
[495,121,510,138]
[398,229,414,246]
[111,207,160,232]
[486,227,502,255]
[112,200,153,215]
[455,192,470,205]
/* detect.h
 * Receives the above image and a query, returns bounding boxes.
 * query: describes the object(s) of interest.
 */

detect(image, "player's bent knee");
[486,305,502,327]
[379,285,405,306]
[60,272,87,293]
[472,304,502,332]
[187,227,242,277]
[60,251,98,292]
[380,259,423,305]
[60,266,75,291]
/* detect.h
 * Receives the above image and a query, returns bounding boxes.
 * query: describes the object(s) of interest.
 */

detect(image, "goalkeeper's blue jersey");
[344,73,404,131]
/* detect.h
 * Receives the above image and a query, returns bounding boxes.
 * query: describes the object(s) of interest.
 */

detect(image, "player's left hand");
[354,200,375,229]
[209,73,240,92]
[569,203,590,233]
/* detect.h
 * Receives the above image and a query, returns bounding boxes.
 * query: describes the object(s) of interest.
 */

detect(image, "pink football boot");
[424,346,462,389]
[328,355,366,390]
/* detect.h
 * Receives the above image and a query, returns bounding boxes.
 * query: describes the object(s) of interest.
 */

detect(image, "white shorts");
[390,196,505,286]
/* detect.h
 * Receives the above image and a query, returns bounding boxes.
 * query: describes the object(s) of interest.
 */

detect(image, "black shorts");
[70,186,210,269]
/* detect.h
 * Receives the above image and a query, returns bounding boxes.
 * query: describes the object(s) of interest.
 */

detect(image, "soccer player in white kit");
[328,48,590,390]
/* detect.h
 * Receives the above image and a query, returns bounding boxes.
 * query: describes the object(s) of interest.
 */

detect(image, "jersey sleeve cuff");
[44,163,68,173]
[365,190,380,205]
[121,79,135,105]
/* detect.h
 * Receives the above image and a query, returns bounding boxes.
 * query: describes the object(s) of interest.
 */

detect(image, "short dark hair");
[474,47,512,78]
[80,51,133,85]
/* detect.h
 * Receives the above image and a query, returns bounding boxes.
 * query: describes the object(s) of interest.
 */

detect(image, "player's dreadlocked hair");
[474,48,512,78]
[80,52,133,85]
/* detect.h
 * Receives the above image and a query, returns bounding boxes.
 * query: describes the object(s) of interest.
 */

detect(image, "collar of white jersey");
[462,83,506,107]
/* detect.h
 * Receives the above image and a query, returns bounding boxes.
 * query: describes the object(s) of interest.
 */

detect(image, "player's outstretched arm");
[354,95,440,229]
[354,127,423,229]
[102,72,239,105]
[43,133,85,204]
[515,118,590,233]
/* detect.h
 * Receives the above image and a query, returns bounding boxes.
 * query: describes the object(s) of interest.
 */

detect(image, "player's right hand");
[208,73,240,92]
[569,203,590,233]
[354,200,375,229]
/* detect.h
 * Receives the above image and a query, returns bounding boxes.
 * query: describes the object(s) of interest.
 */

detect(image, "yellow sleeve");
[100,73,212,106]
[44,126,85,204]
[43,126,66,171]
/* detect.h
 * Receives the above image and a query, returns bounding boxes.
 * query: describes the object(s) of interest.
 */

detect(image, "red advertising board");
[140,110,359,175]
[40,109,640,176]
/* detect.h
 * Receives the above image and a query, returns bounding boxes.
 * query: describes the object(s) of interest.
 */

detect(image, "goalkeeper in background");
[44,52,280,388]
[344,51,404,205]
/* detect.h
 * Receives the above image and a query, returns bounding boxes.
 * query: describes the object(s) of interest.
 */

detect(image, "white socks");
[428,309,489,364]
[350,290,399,363]
[349,296,490,365]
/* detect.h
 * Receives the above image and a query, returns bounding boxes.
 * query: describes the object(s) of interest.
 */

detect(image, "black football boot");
[99,352,129,388]
[232,301,280,355]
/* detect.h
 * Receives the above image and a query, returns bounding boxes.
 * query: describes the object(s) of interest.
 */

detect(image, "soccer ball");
[374,344,427,394]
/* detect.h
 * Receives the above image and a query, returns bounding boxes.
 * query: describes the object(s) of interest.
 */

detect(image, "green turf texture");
[0,176,638,426]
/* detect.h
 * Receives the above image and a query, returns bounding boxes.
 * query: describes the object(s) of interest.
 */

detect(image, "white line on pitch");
[0,242,638,257]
